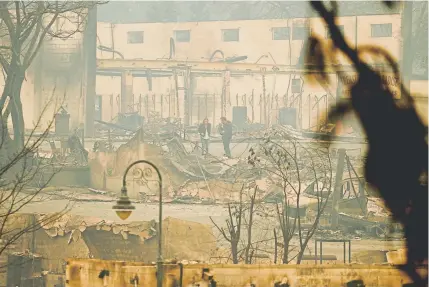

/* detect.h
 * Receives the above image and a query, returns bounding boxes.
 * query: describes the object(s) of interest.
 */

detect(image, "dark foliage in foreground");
[307,1,428,285]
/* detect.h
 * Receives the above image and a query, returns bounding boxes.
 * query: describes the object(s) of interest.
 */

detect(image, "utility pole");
[331,148,346,228]
[400,1,413,94]
[84,3,97,138]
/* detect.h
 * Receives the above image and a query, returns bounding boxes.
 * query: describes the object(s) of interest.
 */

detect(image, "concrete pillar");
[121,71,133,114]
[84,4,97,138]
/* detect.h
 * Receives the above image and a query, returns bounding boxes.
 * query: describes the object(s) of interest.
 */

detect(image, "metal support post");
[114,160,163,287]
[121,71,133,114]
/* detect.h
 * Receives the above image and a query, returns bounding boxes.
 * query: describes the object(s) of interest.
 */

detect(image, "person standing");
[198,118,211,155]
[219,117,233,158]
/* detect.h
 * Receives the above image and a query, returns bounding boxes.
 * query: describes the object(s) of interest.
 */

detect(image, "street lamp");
[112,185,135,220]
[113,160,163,287]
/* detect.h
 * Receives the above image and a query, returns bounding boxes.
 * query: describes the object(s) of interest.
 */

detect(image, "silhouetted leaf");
[305,35,330,84]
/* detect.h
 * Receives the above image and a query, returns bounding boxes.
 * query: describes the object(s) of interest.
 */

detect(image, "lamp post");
[112,160,163,287]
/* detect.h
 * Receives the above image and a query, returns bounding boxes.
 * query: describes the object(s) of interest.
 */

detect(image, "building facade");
[95,13,409,130]
[16,2,427,131]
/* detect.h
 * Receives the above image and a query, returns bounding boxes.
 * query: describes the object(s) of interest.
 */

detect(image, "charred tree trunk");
[273,228,278,264]
[210,196,243,265]
[10,88,25,149]
[244,186,257,264]
[282,238,289,264]
[1,67,26,150]
[231,239,239,264]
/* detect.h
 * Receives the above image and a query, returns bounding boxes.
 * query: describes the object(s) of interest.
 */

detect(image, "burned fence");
[98,92,331,131]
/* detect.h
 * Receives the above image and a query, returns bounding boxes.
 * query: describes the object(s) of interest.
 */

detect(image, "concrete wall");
[3,214,215,286]
[32,228,91,274]
[0,47,83,132]
[18,13,85,131]
[89,135,188,199]
[96,15,402,64]
[66,259,427,287]
[0,214,91,286]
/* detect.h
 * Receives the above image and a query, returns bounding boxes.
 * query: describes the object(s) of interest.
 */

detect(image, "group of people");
[198,117,232,159]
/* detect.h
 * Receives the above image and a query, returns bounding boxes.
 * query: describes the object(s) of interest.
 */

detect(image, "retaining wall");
[65,259,427,287]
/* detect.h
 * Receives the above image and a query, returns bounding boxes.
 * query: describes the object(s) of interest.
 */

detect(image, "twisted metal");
[131,166,154,187]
